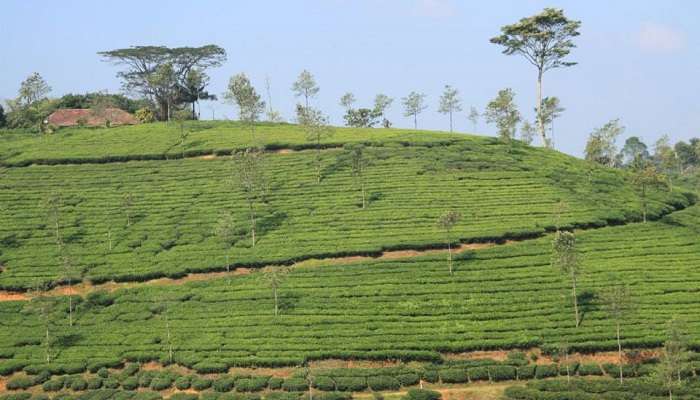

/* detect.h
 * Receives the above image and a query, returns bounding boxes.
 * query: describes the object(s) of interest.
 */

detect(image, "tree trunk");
[617,322,623,383]
[192,101,196,120]
[565,351,570,383]
[316,137,321,184]
[447,236,453,276]
[449,111,453,133]
[642,184,647,223]
[572,272,579,327]
[414,113,417,129]
[250,203,256,247]
[166,315,172,363]
[536,69,546,146]
[68,293,73,327]
[273,286,278,317]
[45,324,50,363]
[360,179,366,209]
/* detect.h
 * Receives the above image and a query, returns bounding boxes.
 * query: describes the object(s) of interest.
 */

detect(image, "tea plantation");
[0,122,698,399]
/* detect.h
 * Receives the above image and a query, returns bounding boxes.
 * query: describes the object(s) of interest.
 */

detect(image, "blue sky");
[1,0,698,156]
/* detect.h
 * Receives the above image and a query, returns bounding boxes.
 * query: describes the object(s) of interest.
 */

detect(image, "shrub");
[0,361,26,376]
[194,361,229,374]
[312,376,335,391]
[467,367,489,382]
[170,395,198,400]
[200,394,220,400]
[103,378,120,389]
[403,389,441,400]
[150,376,174,391]
[213,376,236,392]
[439,369,467,384]
[265,393,302,400]
[334,377,366,392]
[268,377,284,390]
[87,359,123,373]
[315,393,352,400]
[534,364,558,379]
[97,367,110,378]
[175,376,192,390]
[42,377,66,392]
[0,394,32,400]
[87,377,103,389]
[122,376,139,390]
[397,373,420,387]
[506,351,528,366]
[192,377,213,390]
[123,363,141,376]
[420,370,438,383]
[516,365,536,380]
[139,372,154,388]
[235,377,268,392]
[70,377,87,391]
[6,376,35,390]
[367,376,400,391]
[33,370,51,384]
[282,378,308,392]
[489,366,517,381]
[135,108,155,124]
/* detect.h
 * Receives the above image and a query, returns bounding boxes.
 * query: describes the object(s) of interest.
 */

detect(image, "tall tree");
[654,318,690,400]
[24,282,55,364]
[600,281,634,383]
[484,88,521,143]
[520,120,536,145]
[631,162,665,223]
[98,45,226,121]
[538,96,564,147]
[146,62,179,121]
[261,266,290,317]
[374,94,394,128]
[584,119,624,167]
[467,106,479,132]
[339,92,356,110]
[296,106,333,183]
[235,148,267,247]
[491,8,581,146]
[0,104,6,128]
[438,85,462,133]
[177,68,216,119]
[619,137,650,168]
[43,193,63,251]
[213,211,236,279]
[292,70,319,109]
[224,73,265,138]
[18,72,51,106]
[654,135,678,190]
[402,91,427,129]
[340,144,371,209]
[437,211,461,276]
[60,251,77,327]
[551,231,581,327]
[263,76,284,122]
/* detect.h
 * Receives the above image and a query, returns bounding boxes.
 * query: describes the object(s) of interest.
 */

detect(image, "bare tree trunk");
[449,111,453,133]
[165,314,173,363]
[617,322,623,383]
[45,323,50,363]
[447,235,453,276]
[572,272,580,327]
[360,178,366,209]
[565,351,570,383]
[316,136,321,184]
[68,290,73,327]
[536,69,546,146]
[250,203,256,247]
[273,286,278,316]
[414,113,417,129]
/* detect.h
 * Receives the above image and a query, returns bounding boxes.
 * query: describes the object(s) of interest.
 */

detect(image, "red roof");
[47,108,138,127]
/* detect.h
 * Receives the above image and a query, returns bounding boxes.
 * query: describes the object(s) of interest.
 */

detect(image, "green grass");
[1,204,699,368]
[0,124,688,290]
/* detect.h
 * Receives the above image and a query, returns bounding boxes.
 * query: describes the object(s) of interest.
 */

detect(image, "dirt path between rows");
[0,242,503,302]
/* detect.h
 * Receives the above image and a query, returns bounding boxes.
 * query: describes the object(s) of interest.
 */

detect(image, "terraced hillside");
[0,123,689,290]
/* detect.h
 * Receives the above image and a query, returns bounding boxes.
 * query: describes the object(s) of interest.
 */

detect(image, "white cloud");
[637,22,685,53]
[412,0,457,18]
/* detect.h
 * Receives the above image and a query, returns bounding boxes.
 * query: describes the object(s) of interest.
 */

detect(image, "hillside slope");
[0,123,691,290]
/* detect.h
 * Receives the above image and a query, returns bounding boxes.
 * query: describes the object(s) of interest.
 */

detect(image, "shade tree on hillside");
[338,143,372,209]
[297,105,333,183]
[5,73,55,129]
[0,104,6,128]
[224,73,266,139]
[484,88,521,143]
[264,76,284,123]
[235,148,267,247]
[619,137,650,168]
[551,230,581,327]
[60,251,77,327]
[98,45,226,121]
[177,68,217,120]
[402,92,428,129]
[261,266,291,317]
[491,8,581,147]
[374,94,394,128]
[654,135,679,190]
[213,211,237,280]
[24,282,56,364]
[18,72,52,106]
[467,106,479,132]
[631,162,666,223]
[654,318,690,400]
[584,119,624,167]
[537,97,565,148]
[43,192,64,251]
[436,210,461,276]
[600,280,634,383]
[292,70,320,109]
[122,192,135,227]
[339,92,356,110]
[520,121,536,145]
[438,85,462,133]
